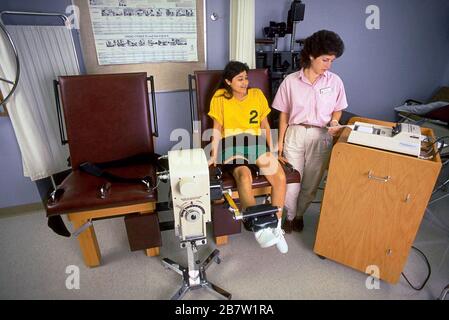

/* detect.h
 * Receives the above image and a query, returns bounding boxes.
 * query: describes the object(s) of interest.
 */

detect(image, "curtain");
[0,25,79,181]
[229,0,255,68]
[0,25,15,115]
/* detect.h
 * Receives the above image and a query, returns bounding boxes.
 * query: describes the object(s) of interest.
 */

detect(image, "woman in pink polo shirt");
[272,30,348,233]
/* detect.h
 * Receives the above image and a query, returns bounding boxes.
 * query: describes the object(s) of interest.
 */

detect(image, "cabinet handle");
[386,249,393,256]
[368,170,391,183]
[405,194,411,202]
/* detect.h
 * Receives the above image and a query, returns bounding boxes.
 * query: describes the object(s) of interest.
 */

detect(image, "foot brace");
[242,204,279,232]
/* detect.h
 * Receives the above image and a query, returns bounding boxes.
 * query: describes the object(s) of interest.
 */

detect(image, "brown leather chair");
[189,69,301,245]
[47,73,161,267]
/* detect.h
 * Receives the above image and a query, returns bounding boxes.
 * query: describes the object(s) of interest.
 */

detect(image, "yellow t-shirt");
[208,88,271,137]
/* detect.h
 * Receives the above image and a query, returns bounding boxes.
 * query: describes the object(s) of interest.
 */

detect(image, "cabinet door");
[380,149,439,283]
[314,143,439,284]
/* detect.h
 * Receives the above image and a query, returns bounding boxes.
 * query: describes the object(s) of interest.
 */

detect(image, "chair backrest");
[58,73,154,169]
[193,68,271,148]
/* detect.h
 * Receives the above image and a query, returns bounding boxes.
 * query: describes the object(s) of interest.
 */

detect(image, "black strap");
[79,153,164,187]
[80,162,152,185]
[87,153,162,169]
[48,215,71,237]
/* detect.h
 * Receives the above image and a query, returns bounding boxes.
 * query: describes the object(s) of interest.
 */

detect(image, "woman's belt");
[292,123,324,129]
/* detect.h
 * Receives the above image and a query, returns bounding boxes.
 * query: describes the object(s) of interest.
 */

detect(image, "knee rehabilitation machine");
[159,148,279,300]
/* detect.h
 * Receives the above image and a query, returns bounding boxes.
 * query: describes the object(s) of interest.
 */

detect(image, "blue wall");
[0,118,42,207]
[256,0,449,120]
[206,0,229,69]
[1,0,449,208]
[444,61,449,85]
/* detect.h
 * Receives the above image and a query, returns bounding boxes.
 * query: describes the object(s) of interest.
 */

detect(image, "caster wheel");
[215,257,222,264]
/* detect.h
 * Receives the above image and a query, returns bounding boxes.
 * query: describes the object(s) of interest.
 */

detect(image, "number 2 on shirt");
[249,110,258,124]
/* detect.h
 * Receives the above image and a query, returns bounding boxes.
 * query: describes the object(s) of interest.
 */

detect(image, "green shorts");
[218,134,268,165]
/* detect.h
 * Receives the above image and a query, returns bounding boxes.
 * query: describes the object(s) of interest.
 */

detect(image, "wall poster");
[88,0,198,65]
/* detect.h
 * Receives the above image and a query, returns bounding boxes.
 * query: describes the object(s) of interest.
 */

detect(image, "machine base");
[162,248,232,300]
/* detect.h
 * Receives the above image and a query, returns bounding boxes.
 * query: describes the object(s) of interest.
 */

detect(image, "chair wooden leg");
[70,217,101,267]
[215,236,228,246]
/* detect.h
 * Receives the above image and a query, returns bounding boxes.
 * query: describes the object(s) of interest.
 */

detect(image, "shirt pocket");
[318,88,338,113]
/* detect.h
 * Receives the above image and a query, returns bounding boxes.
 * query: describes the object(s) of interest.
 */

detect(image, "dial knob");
[182,204,205,222]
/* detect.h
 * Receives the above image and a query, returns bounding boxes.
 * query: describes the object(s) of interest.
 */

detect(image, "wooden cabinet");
[314,117,442,284]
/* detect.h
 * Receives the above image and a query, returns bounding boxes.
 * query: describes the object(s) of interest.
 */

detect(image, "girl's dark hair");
[299,30,345,69]
[217,61,249,99]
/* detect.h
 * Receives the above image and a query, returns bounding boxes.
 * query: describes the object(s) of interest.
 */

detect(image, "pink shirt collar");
[297,68,330,83]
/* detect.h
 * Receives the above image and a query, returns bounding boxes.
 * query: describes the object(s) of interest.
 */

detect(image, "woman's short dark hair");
[300,30,345,69]
[218,61,249,99]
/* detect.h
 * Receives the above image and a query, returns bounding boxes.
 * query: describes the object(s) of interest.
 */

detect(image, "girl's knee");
[233,167,253,184]
[273,169,287,186]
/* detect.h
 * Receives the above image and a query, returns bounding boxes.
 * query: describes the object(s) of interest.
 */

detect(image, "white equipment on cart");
[347,122,422,157]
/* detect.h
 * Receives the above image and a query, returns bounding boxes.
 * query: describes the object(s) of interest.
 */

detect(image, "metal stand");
[162,241,232,300]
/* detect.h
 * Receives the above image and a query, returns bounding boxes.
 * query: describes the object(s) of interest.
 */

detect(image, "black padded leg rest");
[124,213,162,251]
[211,202,241,237]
